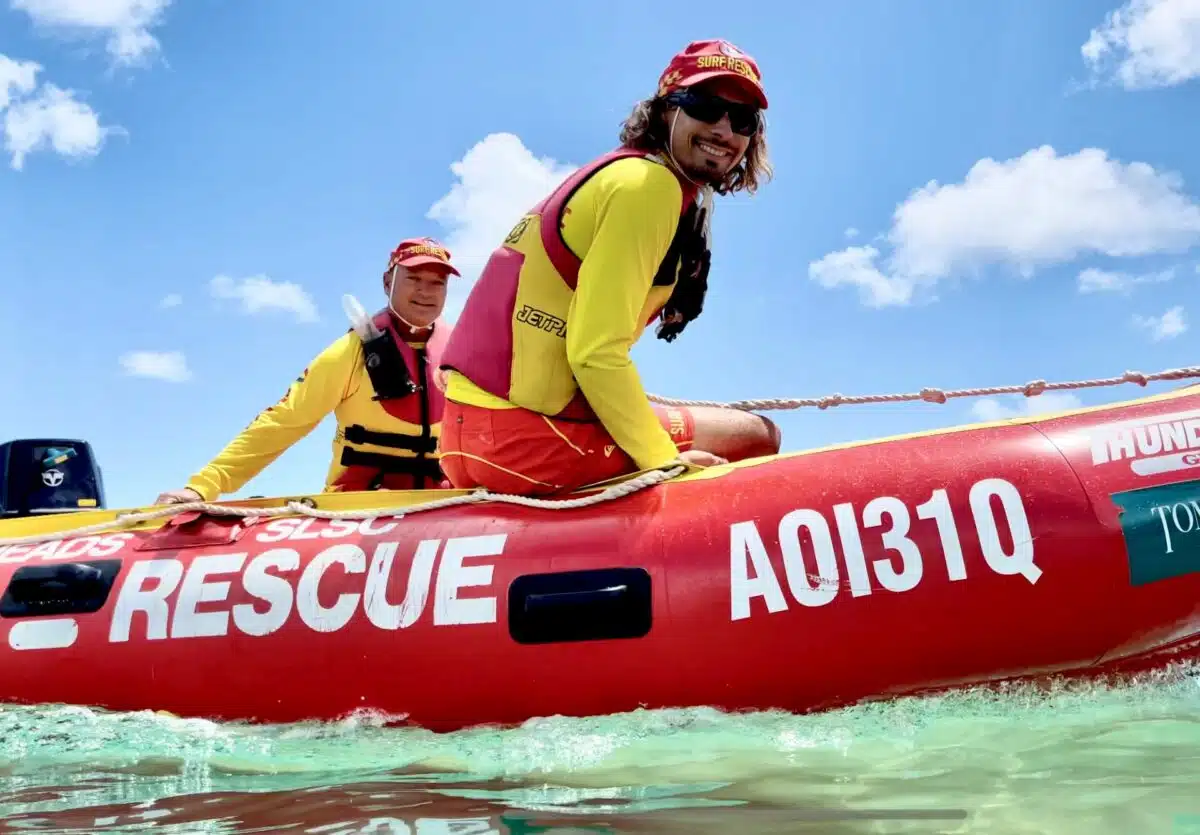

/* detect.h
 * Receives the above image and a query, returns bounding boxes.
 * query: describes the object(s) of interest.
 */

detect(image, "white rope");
[0,466,686,548]
[7,361,1196,548]
[648,364,1200,411]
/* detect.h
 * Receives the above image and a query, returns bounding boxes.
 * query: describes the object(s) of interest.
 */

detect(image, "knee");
[758,414,782,455]
[743,413,781,457]
[691,407,781,461]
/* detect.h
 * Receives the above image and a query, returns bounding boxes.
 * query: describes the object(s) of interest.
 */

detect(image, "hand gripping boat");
[1,383,1199,732]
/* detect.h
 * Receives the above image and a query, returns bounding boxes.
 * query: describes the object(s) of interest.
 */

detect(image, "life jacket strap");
[656,201,711,343]
[358,327,419,401]
[343,424,438,455]
[338,446,444,481]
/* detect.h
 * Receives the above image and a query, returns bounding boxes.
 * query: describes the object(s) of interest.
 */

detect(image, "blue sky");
[3,0,1199,510]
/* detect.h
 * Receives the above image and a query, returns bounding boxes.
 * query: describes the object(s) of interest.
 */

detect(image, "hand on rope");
[647,365,1200,411]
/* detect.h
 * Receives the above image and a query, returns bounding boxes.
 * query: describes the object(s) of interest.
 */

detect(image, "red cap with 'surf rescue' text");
[386,237,461,276]
[656,39,768,109]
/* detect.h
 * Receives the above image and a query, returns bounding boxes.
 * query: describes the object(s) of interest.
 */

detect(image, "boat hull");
[2,386,1200,730]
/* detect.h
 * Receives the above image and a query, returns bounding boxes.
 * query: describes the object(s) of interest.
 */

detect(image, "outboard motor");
[0,439,106,520]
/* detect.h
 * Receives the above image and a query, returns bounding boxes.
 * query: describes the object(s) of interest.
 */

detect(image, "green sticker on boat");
[1112,479,1200,587]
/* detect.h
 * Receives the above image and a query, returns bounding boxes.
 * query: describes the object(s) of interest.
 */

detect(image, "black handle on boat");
[508,567,652,645]
[1,559,121,618]
[9,563,103,603]
[524,584,628,612]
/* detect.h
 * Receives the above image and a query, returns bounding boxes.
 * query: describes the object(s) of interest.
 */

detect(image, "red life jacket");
[331,309,450,492]
[538,148,699,296]
[439,148,699,422]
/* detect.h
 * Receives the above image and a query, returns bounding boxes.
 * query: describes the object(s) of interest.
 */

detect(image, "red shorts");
[438,399,695,495]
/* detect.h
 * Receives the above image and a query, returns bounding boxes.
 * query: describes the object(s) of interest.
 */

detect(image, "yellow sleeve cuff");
[185,478,220,502]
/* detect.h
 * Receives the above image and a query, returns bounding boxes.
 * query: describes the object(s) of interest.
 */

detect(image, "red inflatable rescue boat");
[2,385,1200,731]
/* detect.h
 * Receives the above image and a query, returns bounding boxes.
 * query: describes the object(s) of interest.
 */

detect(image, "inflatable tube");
[2,385,1200,731]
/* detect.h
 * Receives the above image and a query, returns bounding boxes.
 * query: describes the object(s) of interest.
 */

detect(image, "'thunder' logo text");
[1089,409,1200,477]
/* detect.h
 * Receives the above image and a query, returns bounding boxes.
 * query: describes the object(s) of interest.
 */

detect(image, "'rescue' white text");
[108,533,505,642]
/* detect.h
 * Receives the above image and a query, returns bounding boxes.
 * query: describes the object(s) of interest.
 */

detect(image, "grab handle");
[1,559,122,618]
[525,584,629,612]
[508,567,652,645]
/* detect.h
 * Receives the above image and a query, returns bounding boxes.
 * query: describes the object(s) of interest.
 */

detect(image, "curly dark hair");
[617,94,772,195]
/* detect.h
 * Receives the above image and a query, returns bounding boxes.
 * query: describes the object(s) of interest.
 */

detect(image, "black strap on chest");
[339,447,444,484]
[343,424,437,455]
[655,202,710,343]
[347,323,441,489]
[358,326,419,401]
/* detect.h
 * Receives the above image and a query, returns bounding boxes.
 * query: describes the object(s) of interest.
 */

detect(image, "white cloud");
[808,145,1200,307]
[4,83,109,170]
[426,132,576,320]
[809,245,916,306]
[1082,0,1200,90]
[844,227,859,239]
[10,0,173,67]
[971,391,1085,422]
[0,53,112,169]
[0,55,38,110]
[210,274,319,323]
[119,349,190,382]
[1077,265,1175,292]
[1133,305,1187,339]
[159,293,181,308]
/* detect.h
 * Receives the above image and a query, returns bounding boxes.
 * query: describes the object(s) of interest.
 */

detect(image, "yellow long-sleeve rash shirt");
[560,157,686,471]
[185,333,359,501]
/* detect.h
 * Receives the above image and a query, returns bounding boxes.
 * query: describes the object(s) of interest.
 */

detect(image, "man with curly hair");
[437,39,782,496]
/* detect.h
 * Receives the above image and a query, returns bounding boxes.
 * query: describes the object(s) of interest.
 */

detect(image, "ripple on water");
[0,662,1198,834]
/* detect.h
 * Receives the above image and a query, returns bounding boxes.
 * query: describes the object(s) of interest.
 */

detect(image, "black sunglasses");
[664,90,761,137]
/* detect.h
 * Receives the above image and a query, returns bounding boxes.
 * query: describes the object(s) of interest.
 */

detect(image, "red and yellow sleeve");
[185,333,360,500]
[563,157,685,472]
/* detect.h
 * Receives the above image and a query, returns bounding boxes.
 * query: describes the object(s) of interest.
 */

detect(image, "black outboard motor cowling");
[0,439,106,520]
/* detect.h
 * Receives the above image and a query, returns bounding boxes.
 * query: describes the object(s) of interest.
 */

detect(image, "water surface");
[3,662,1199,834]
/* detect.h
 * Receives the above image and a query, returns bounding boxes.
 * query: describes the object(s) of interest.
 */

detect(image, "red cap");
[386,237,460,276]
[656,39,768,109]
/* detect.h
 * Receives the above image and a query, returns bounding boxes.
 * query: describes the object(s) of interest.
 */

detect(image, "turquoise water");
[2,662,1199,834]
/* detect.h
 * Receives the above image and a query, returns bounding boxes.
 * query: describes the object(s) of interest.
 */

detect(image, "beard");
[674,136,740,186]
[679,157,732,187]
[689,162,730,185]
